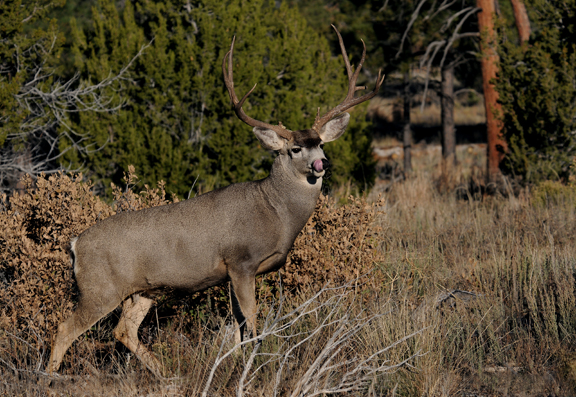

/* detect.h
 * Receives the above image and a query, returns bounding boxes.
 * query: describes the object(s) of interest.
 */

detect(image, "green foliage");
[496,0,576,184]
[63,0,376,197]
[532,180,576,208]
[0,0,65,149]
[323,105,375,192]
[289,0,412,76]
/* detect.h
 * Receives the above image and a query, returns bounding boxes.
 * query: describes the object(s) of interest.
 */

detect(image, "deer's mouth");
[310,159,327,178]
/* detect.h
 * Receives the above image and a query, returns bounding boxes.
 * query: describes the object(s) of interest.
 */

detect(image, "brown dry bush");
[0,173,114,342]
[110,165,180,212]
[282,194,385,294]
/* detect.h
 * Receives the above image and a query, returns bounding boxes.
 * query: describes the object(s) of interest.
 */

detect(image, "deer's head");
[222,25,384,183]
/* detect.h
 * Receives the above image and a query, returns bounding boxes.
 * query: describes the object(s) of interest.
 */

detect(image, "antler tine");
[312,26,385,132]
[333,25,354,81]
[333,25,367,96]
[222,37,293,140]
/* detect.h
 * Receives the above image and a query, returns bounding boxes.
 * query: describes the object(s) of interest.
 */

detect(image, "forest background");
[1,0,574,196]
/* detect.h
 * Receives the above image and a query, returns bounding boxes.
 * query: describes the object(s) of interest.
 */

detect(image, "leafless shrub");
[201,278,421,397]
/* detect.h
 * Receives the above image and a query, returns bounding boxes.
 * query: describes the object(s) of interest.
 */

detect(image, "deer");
[47,25,384,376]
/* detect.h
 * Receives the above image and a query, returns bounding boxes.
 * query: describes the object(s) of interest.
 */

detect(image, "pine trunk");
[510,0,531,44]
[441,62,456,177]
[403,70,412,175]
[476,0,507,183]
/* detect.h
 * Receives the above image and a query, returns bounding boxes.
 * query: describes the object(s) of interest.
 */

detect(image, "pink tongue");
[313,159,323,172]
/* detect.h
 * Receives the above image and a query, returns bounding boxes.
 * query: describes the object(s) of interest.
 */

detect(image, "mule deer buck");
[47,25,383,376]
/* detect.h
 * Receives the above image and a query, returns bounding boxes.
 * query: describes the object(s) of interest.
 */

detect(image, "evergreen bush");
[0,0,66,189]
[63,0,376,197]
[496,0,576,184]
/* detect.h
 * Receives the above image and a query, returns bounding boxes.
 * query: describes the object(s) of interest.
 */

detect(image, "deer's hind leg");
[113,294,163,376]
[49,293,122,374]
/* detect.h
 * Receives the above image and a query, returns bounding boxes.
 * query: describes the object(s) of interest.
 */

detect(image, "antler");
[222,37,293,140]
[311,25,385,132]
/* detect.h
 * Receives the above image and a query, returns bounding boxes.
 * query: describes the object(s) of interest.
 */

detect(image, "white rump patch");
[70,237,79,275]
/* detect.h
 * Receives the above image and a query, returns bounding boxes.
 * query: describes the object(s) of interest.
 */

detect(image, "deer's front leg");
[229,270,257,344]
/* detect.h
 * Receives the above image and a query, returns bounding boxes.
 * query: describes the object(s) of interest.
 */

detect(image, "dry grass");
[1,153,576,395]
[375,172,576,395]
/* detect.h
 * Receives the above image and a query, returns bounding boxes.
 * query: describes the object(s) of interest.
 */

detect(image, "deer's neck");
[262,155,321,226]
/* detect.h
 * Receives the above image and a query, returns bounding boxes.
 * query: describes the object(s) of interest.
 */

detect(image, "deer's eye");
[291,148,302,154]
[320,144,325,149]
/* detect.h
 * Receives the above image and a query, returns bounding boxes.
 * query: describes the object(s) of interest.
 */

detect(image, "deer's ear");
[319,112,350,142]
[253,127,287,151]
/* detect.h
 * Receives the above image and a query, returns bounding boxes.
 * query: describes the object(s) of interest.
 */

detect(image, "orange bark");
[510,0,531,44]
[476,0,507,182]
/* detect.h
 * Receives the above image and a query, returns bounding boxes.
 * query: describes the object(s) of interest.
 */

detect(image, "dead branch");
[396,1,480,111]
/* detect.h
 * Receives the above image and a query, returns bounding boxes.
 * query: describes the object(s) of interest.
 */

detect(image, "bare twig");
[201,277,423,397]
[396,0,429,59]
[399,1,480,111]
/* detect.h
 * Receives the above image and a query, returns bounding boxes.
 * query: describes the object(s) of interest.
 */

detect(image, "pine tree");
[496,0,576,184]
[0,0,65,189]
[63,0,376,197]
[0,0,139,191]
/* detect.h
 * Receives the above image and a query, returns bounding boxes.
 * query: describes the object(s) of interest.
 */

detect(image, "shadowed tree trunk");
[403,69,412,175]
[441,61,456,182]
[476,0,507,184]
[510,0,530,44]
